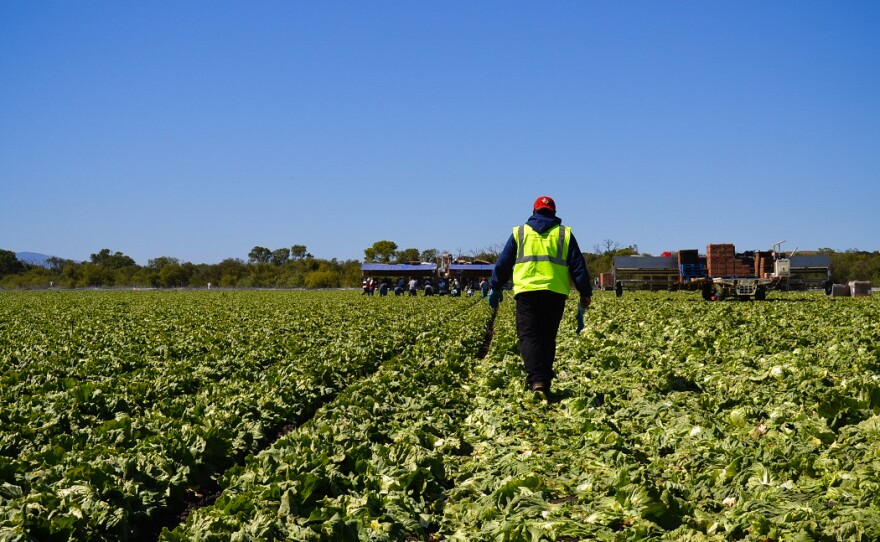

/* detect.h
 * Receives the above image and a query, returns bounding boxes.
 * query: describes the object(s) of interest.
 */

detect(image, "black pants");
[515,290,567,389]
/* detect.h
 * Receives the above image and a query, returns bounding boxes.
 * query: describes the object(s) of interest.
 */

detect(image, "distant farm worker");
[488,196,592,397]
[615,280,623,298]
[480,278,489,297]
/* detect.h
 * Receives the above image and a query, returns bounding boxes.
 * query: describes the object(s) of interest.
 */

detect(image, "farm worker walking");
[487,196,592,397]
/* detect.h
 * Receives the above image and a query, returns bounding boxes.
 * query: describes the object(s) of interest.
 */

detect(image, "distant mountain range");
[16,252,52,266]
[16,252,81,267]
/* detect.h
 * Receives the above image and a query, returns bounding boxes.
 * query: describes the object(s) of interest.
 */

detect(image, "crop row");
[0,291,485,540]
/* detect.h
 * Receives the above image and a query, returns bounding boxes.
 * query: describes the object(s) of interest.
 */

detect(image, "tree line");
[0,247,362,289]
[1,243,878,290]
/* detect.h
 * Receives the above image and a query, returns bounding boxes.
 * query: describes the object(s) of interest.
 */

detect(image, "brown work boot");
[530,381,548,398]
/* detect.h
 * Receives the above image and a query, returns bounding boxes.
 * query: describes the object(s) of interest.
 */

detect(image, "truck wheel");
[755,287,767,301]
[701,284,714,301]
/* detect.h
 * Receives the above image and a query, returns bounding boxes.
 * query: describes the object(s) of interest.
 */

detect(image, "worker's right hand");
[580,295,591,310]
[487,289,503,309]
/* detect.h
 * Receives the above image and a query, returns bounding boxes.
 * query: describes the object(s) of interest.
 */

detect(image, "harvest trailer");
[681,242,791,301]
[611,243,799,300]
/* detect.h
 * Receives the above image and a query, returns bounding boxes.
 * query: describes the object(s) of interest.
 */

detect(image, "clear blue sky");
[2,1,878,265]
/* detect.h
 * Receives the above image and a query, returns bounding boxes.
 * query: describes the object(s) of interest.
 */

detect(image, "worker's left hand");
[576,304,586,334]
[487,289,503,309]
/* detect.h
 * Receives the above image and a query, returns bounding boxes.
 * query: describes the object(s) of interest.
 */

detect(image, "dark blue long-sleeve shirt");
[489,213,592,297]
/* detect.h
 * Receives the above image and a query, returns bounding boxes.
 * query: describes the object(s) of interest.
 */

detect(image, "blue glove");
[576,304,585,334]
[487,289,503,309]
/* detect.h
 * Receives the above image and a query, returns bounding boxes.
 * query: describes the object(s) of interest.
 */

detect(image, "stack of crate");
[677,249,706,281]
[678,249,699,265]
[733,258,753,277]
[599,272,614,289]
[707,243,735,277]
[756,251,774,278]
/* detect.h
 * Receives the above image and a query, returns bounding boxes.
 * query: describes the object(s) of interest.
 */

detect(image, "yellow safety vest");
[512,224,571,296]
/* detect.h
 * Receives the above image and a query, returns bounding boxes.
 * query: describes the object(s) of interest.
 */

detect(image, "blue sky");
[2,1,878,265]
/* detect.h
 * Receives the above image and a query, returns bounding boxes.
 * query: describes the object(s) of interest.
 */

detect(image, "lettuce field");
[2,289,880,541]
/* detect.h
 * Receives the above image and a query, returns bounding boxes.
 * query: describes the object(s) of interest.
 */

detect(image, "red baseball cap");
[533,196,556,213]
